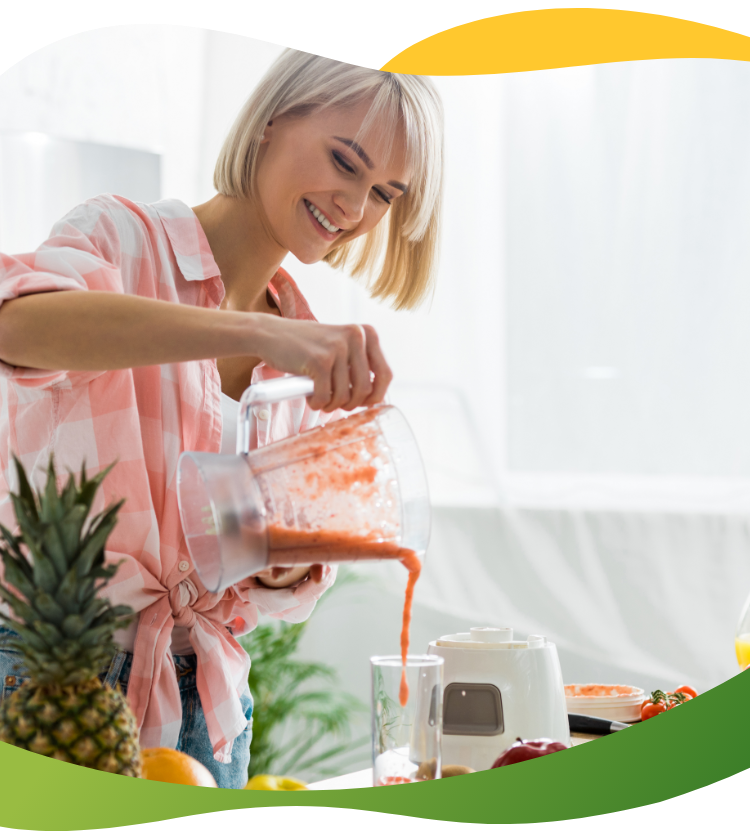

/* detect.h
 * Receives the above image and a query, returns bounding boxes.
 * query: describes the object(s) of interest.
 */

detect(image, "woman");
[0,49,443,787]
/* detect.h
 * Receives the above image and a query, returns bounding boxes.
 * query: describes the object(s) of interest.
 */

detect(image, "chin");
[290,244,339,265]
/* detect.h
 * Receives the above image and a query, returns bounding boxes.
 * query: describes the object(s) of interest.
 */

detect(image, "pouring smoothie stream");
[177,375,431,704]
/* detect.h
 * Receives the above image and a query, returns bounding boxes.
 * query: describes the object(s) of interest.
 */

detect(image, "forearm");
[0,291,266,370]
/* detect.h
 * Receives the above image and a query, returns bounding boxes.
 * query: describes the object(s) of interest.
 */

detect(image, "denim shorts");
[0,624,253,789]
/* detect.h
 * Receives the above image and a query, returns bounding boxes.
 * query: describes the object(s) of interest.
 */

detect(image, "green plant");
[239,567,369,781]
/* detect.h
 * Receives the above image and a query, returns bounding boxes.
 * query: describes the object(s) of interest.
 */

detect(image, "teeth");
[305,200,340,233]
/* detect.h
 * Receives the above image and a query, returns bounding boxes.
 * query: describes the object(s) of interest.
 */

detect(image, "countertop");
[308,733,598,790]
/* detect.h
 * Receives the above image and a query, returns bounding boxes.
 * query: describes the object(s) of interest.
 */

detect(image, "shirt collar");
[151,199,222,283]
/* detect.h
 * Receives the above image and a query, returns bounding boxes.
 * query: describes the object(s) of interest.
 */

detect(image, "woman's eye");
[332,151,355,173]
[373,189,392,205]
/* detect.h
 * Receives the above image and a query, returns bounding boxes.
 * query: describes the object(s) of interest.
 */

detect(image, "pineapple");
[0,456,141,776]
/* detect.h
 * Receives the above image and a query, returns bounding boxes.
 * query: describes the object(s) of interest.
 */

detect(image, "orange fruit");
[141,747,217,787]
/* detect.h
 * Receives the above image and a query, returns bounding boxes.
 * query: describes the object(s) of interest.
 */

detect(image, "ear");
[260,119,275,144]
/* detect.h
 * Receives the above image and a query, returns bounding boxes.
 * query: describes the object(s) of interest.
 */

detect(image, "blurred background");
[2,25,750,778]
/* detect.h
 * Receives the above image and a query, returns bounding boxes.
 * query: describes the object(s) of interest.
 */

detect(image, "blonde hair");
[214,50,443,310]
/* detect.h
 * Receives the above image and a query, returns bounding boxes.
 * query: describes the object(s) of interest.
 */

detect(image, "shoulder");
[270,266,318,322]
[46,194,160,264]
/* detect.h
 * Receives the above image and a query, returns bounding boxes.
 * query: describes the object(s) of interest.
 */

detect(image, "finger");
[327,349,351,412]
[342,325,372,410]
[361,325,393,406]
[310,564,324,583]
[306,358,333,412]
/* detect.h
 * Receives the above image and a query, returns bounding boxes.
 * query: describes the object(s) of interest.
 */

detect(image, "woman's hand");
[245,316,392,412]
[253,564,325,588]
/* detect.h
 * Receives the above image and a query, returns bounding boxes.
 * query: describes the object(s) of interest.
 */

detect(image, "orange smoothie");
[398,551,422,706]
[735,633,750,669]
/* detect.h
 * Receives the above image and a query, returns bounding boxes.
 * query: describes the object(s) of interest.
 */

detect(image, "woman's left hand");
[253,564,324,588]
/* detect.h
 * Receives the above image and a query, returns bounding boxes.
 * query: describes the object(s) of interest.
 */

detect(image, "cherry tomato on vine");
[641,701,667,721]
[672,685,698,699]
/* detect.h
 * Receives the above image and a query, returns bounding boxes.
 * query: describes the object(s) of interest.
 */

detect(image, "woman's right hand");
[245,315,393,412]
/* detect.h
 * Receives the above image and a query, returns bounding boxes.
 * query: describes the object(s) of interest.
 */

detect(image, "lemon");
[245,774,308,791]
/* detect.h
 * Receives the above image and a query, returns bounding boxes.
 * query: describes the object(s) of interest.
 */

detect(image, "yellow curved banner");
[381,8,750,75]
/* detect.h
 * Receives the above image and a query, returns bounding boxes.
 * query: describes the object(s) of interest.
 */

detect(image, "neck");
[192,194,287,313]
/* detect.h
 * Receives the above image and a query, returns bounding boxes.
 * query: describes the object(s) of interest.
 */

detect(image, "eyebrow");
[333,136,409,194]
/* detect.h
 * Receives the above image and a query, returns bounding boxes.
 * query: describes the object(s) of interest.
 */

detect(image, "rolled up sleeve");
[229,565,338,636]
[0,198,125,388]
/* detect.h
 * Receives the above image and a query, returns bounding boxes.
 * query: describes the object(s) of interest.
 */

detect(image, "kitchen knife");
[568,713,629,735]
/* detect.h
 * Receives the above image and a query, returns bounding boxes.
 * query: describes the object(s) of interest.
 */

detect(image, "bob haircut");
[214,49,443,311]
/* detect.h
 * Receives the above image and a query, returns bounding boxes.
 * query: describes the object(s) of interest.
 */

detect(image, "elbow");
[0,298,33,367]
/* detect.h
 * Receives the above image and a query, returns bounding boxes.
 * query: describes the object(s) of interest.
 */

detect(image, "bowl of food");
[564,684,645,723]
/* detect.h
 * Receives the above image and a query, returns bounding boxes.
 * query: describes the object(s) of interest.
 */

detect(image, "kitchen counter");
[308,733,597,790]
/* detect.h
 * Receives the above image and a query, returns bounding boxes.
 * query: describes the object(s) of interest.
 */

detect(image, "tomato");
[672,685,698,699]
[641,701,667,721]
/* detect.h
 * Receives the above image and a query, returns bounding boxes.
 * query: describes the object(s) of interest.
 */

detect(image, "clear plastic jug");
[176,376,430,593]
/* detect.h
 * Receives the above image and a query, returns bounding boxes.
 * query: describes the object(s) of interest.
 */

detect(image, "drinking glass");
[736,590,750,670]
[370,654,444,786]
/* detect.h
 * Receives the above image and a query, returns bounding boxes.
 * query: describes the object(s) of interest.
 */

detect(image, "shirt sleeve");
[228,565,338,636]
[0,196,126,388]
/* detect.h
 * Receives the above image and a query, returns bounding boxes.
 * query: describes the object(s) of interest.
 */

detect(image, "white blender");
[429,627,570,772]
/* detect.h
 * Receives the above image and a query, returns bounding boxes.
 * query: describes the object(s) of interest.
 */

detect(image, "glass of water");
[370,654,444,786]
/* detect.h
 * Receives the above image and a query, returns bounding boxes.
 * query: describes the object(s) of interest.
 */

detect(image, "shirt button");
[178,560,190,572]
[257,408,271,421]
[5,675,16,686]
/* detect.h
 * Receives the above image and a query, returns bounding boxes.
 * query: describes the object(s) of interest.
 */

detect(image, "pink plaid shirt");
[0,195,337,762]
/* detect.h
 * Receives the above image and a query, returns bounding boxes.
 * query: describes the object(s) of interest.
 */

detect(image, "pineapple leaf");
[58,505,88,560]
[56,567,83,612]
[60,471,78,512]
[32,592,67,627]
[0,585,38,625]
[0,535,28,566]
[76,461,116,511]
[31,552,61,594]
[78,624,118,648]
[40,458,61,524]
[35,621,65,646]
[3,624,52,655]
[75,578,96,607]
[61,614,90,639]
[41,524,69,579]
[106,604,133,621]
[10,494,42,543]
[0,523,26,561]
[1,554,36,600]
[12,455,39,520]
[74,504,123,577]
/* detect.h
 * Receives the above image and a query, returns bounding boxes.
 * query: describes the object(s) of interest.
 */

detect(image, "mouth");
[304,199,343,241]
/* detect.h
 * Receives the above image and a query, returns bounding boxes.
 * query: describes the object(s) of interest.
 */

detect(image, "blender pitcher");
[176,376,431,593]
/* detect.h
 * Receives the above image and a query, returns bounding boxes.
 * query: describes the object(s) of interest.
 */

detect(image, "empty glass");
[371,655,444,786]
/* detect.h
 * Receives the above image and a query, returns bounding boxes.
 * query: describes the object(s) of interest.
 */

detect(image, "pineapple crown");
[0,456,132,686]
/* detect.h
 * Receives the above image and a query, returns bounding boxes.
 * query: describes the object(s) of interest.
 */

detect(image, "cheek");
[358,203,391,236]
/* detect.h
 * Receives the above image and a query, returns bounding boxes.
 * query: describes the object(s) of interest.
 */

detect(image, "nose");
[333,183,368,225]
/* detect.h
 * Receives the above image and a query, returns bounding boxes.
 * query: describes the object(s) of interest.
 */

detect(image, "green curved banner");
[0,669,748,829]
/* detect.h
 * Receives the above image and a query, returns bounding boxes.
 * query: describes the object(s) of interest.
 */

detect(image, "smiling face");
[253,99,411,264]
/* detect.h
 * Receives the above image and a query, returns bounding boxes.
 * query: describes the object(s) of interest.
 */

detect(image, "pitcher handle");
[236,375,315,455]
